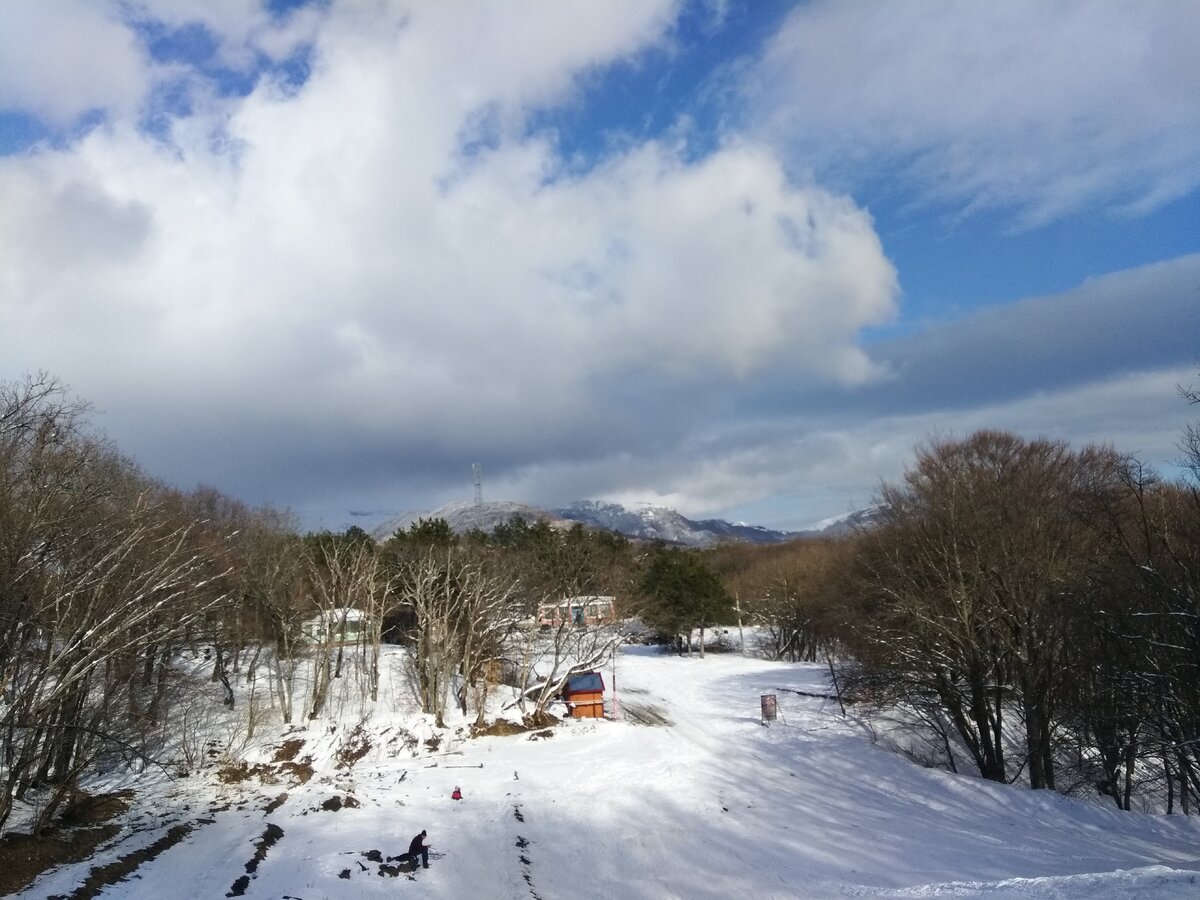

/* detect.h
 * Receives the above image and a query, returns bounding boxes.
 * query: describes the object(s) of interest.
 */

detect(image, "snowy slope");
[16,647,1200,899]
[558,500,806,546]
[372,499,810,546]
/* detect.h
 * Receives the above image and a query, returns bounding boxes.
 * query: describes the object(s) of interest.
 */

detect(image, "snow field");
[15,645,1200,899]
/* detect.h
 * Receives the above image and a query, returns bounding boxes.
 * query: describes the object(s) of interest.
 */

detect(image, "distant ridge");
[371,498,878,546]
[371,500,563,541]
[553,500,803,546]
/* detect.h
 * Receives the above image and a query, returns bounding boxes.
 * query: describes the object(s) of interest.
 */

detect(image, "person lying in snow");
[401,829,430,869]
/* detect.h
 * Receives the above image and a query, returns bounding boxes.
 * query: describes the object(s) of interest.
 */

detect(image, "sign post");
[611,653,619,719]
[760,693,777,726]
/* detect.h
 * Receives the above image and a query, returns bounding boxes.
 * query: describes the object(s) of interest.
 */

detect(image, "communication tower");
[473,463,483,507]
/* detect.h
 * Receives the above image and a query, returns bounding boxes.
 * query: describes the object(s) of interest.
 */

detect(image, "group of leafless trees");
[841,425,1200,812]
[385,516,630,727]
[0,375,637,835]
[0,375,236,831]
[11,365,1196,829]
[0,375,387,833]
[712,397,1200,814]
[709,536,843,663]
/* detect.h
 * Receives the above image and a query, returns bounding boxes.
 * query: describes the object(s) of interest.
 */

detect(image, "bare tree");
[0,375,240,831]
[236,516,307,725]
[303,535,394,718]
[1,497,231,830]
[847,431,1115,788]
[397,548,522,727]
[715,539,845,662]
[507,616,623,722]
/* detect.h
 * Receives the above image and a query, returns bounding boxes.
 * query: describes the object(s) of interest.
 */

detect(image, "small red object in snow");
[451,787,462,800]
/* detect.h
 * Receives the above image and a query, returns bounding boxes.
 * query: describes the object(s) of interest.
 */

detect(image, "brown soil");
[523,711,560,728]
[319,795,361,812]
[278,759,314,784]
[219,757,313,786]
[0,825,119,896]
[58,790,135,828]
[471,719,529,737]
[335,726,372,769]
[272,738,305,762]
[0,789,136,896]
[244,823,284,874]
[217,761,261,784]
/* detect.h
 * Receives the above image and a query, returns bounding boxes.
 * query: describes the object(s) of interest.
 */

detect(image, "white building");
[300,607,370,644]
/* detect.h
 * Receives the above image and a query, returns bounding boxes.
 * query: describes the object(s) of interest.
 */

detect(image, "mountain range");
[371,499,878,547]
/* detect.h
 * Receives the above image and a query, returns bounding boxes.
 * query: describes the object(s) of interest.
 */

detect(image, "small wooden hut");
[563,671,606,719]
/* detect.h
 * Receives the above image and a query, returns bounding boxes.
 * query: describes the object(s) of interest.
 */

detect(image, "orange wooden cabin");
[563,671,605,719]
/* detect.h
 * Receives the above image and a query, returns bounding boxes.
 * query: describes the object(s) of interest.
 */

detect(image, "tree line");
[711,394,1200,815]
[0,373,733,834]
[840,426,1200,812]
[6,368,1197,832]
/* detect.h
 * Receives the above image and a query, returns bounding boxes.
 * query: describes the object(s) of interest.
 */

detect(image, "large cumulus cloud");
[0,1,898,523]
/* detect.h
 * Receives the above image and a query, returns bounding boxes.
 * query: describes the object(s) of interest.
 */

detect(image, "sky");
[2,0,1198,533]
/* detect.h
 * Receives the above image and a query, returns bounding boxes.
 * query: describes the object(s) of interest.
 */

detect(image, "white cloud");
[743,0,1200,226]
[497,253,1200,529]
[554,364,1198,531]
[0,1,898,523]
[0,0,149,125]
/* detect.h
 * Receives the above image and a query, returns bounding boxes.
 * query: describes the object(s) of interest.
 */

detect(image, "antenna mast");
[473,463,483,507]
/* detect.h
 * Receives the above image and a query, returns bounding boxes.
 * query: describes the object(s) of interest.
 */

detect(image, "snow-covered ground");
[16,646,1200,899]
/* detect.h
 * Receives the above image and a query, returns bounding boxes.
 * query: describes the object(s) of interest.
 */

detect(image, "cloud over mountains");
[1,1,1196,530]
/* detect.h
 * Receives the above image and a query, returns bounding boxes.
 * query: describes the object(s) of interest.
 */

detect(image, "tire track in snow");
[224,822,284,897]
[46,819,210,900]
[513,801,543,900]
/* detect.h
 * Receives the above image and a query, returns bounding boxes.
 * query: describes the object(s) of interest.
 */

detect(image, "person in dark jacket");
[403,830,430,869]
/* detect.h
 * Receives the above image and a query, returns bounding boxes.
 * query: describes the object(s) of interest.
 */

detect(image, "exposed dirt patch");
[218,761,264,784]
[0,825,119,896]
[424,734,442,752]
[527,729,554,741]
[59,790,135,828]
[336,726,372,770]
[278,759,314,784]
[319,794,361,812]
[264,792,289,814]
[219,757,313,786]
[523,710,559,728]
[272,738,305,763]
[0,789,138,895]
[472,718,528,737]
[245,823,284,874]
[339,849,416,879]
[227,822,284,896]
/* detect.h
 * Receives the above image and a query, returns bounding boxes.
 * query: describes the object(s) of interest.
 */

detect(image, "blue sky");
[1,0,1198,531]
